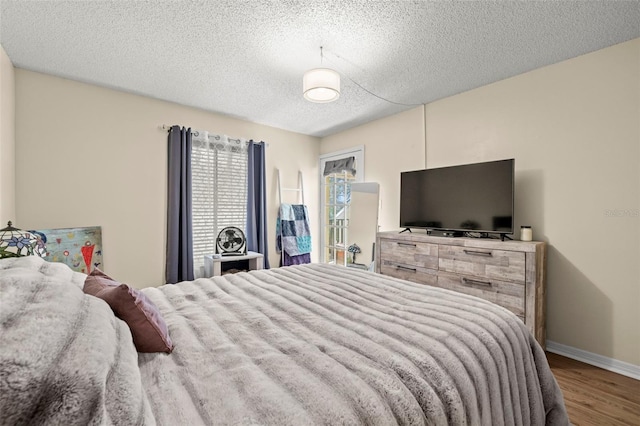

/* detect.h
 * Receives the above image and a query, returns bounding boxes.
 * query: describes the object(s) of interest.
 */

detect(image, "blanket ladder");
[277,169,305,205]
[277,169,306,266]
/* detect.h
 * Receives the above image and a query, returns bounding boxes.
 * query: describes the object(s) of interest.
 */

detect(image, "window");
[191,133,248,277]
[319,147,364,265]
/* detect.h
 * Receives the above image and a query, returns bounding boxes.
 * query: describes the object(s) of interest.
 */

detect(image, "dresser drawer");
[380,261,438,286]
[379,238,438,270]
[439,245,525,283]
[436,271,525,317]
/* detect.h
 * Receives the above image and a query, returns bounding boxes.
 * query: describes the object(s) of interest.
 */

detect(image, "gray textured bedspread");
[139,264,569,425]
[0,257,155,425]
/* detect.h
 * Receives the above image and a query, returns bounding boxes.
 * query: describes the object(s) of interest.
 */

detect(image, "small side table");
[204,251,264,277]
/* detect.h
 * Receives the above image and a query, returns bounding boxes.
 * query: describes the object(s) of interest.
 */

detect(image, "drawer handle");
[463,249,493,257]
[396,265,417,273]
[462,277,492,287]
[462,277,491,287]
[397,242,417,247]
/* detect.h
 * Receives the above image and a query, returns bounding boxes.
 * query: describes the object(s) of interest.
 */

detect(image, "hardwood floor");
[546,352,640,425]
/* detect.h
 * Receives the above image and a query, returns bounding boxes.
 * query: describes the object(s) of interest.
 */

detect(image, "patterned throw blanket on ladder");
[276,203,311,266]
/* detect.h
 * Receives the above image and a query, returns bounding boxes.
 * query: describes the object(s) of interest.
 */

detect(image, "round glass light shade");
[303,68,340,103]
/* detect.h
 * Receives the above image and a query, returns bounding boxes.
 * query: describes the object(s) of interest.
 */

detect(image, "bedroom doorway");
[319,147,364,265]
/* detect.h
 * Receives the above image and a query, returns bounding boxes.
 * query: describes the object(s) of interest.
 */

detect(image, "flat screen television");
[400,159,514,237]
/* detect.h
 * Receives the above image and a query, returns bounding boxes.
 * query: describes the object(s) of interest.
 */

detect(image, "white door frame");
[319,146,364,263]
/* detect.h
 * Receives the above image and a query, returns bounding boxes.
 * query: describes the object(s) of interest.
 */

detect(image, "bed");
[0,256,569,425]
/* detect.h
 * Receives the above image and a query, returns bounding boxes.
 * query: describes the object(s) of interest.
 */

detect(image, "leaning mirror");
[346,182,380,271]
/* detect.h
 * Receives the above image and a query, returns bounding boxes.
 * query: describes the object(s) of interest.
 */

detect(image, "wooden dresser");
[375,231,547,347]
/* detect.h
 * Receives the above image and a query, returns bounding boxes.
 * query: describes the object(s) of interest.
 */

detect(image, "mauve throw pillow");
[84,269,173,354]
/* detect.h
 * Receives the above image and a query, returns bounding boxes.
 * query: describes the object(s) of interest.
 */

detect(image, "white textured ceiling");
[1,1,639,137]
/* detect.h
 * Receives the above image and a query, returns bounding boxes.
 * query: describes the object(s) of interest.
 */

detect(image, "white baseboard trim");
[546,340,640,380]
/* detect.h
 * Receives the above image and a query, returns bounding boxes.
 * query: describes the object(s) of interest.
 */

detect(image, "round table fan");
[216,226,247,255]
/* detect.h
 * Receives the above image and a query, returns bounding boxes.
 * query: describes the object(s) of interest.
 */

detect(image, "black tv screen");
[400,159,514,235]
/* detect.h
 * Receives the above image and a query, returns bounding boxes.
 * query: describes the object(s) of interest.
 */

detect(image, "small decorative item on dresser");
[0,221,46,258]
[520,226,533,241]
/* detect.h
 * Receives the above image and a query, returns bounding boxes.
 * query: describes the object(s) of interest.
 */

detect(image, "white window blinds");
[191,132,248,276]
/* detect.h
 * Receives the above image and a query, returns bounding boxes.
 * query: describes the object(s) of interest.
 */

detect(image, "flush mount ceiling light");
[303,47,340,103]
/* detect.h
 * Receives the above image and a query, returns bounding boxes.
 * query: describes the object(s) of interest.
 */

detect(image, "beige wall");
[0,44,15,224]
[321,106,426,232]
[15,70,319,287]
[322,39,639,365]
[425,39,639,365]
